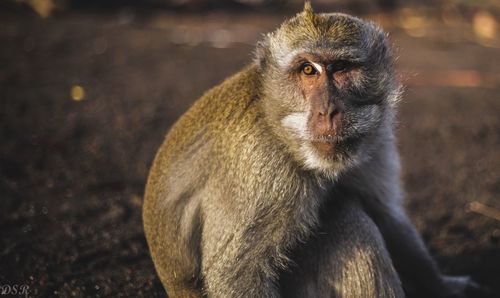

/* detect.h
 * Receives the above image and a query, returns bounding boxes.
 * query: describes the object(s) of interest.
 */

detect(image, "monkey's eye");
[301,63,318,76]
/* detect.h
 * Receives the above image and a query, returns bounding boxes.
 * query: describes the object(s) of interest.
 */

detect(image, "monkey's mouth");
[309,135,360,156]
[310,140,338,155]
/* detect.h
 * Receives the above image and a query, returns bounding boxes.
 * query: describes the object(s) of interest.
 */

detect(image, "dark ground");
[0,6,499,298]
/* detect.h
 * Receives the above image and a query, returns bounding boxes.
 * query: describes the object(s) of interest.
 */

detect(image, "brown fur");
[144,3,479,297]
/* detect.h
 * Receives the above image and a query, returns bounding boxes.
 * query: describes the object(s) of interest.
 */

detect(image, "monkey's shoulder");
[191,63,262,127]
[145,63,272,209]
[162,64,264,157]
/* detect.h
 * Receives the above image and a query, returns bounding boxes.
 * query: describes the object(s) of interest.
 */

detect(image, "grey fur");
[143,4,477,298]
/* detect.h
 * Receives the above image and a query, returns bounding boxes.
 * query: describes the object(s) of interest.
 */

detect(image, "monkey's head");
[256,2,400,177]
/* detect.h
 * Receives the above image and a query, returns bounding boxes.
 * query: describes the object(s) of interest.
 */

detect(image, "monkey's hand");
[441,275,482,298]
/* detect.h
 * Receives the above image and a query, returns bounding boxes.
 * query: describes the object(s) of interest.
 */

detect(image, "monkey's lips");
[309,135,344,154]
[309,136,359,156]
[311,140,338,154]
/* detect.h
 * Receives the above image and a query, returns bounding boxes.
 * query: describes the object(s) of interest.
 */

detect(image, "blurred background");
[0,0,499,297]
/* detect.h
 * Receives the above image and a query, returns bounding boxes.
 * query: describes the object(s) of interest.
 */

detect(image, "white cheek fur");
[281,113,333,171]
[281,112,310,139]
[301,142,328,170]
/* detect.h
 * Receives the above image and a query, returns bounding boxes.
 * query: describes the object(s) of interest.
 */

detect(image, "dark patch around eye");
[329,60,354,72]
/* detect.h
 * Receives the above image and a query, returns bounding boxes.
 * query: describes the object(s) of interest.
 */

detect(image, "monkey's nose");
[315,107,343,136]
[317,102,343,135]
[319,103,339,118]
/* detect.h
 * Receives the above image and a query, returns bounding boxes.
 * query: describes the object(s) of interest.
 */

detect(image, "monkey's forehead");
[265,12,385,68]
[276,12,369,48]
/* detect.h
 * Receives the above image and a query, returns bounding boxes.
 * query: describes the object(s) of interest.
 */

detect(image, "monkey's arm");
[371,206,447,295]
[370,203,476,298]
[346,143,475,297]
[200,204,289,298]
[280,198,404,298]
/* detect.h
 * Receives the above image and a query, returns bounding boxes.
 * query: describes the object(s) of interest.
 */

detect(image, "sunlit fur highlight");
[143,3,470,298]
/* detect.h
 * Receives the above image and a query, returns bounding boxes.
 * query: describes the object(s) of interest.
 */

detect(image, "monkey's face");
[259,12,399,176]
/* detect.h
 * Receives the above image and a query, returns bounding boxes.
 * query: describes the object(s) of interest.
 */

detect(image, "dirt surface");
[0,8,499,298]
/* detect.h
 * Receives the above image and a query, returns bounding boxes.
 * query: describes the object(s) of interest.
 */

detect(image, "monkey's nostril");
[327,105,338,117]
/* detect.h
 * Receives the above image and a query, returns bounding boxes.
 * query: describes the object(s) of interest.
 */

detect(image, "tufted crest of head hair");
[302,1,316,27]
[255,1,377,70]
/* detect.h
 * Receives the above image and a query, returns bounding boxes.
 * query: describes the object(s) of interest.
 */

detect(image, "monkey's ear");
[254,38,270,70]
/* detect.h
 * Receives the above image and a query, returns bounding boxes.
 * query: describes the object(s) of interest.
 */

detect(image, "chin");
[299,138,362,179]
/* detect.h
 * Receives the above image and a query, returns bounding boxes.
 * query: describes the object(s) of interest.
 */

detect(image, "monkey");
[143,3,479,297]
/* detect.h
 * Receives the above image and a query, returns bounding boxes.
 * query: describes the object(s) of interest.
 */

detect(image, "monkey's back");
[156,65,261,158]
[143,64,271,296]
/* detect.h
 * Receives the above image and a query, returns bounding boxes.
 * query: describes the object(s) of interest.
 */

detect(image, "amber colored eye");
[302,64,317,75]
